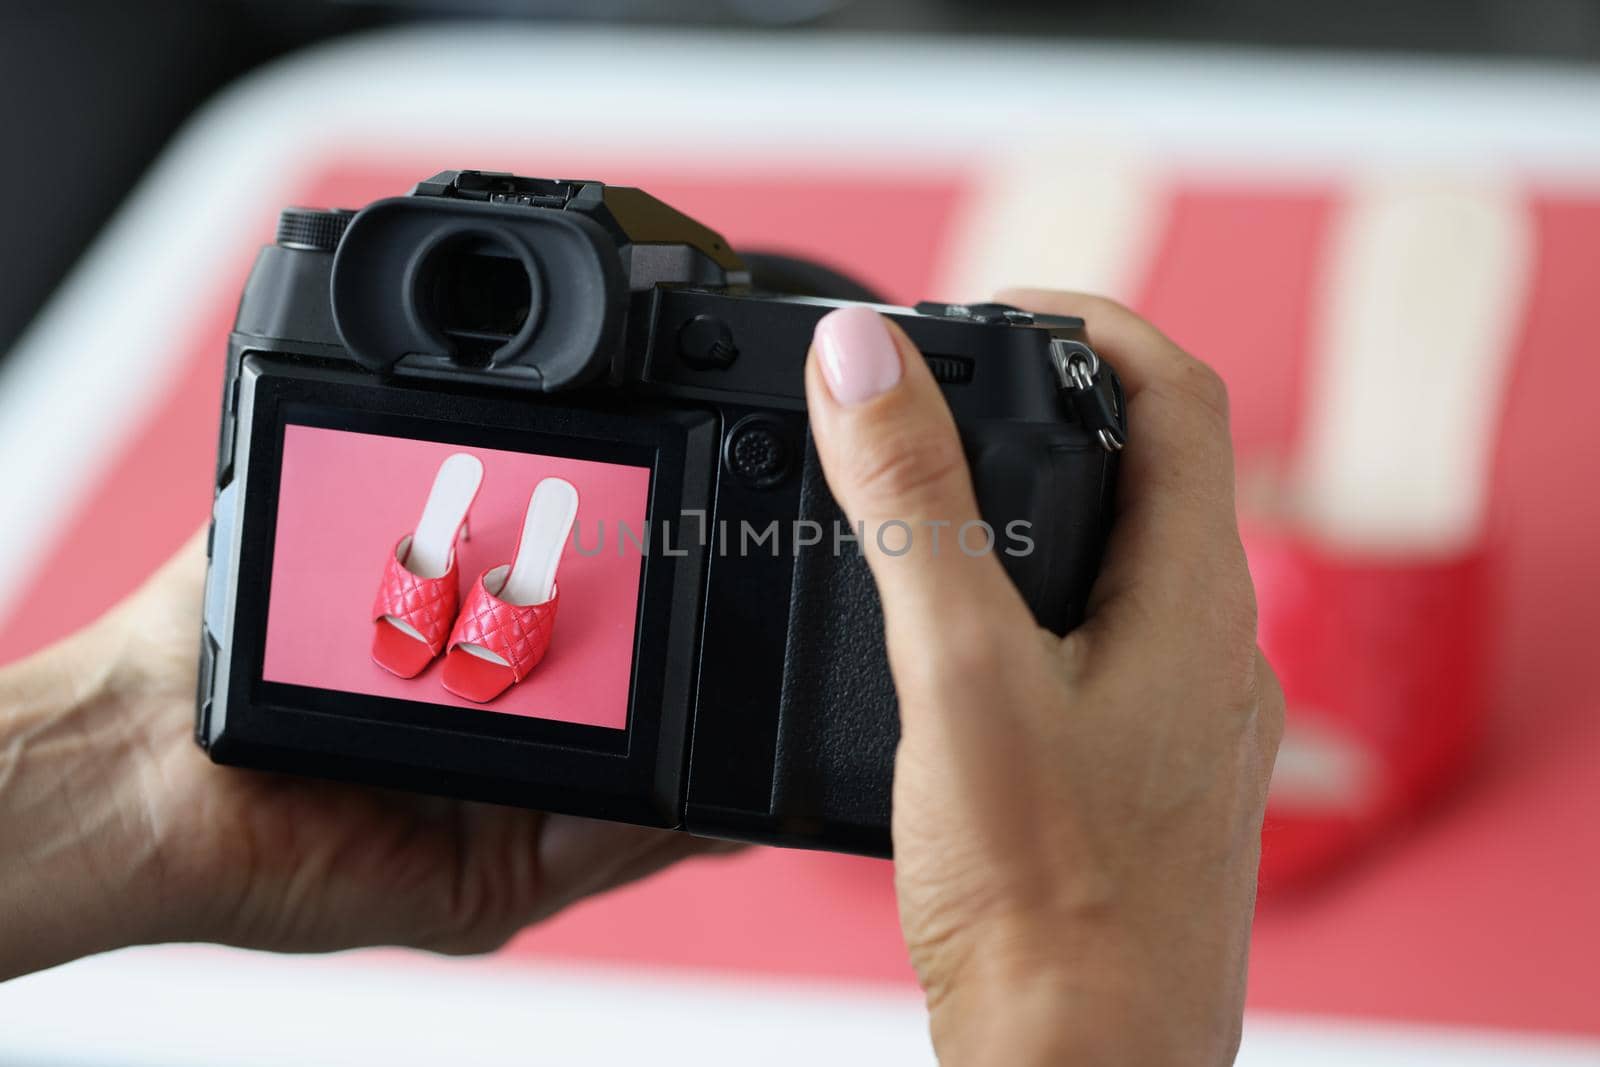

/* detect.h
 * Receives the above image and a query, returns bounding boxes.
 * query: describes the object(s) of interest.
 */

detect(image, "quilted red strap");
[447,574,560,682]
[371,538,461,656]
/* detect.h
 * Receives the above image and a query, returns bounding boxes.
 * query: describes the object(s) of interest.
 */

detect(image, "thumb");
[804,307,1031,680]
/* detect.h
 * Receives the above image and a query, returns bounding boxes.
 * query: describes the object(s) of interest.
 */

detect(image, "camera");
[196,170,1125,856]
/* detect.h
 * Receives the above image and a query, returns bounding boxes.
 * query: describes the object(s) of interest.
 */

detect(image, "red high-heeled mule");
[371,452,484,678]
[441,477,578,703]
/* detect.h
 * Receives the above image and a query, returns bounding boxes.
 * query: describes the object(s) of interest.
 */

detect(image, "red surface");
[1133,183,1334,463]
[1245,191,1600,1034]
[263,426,649,725]
[3,159,1600,1036]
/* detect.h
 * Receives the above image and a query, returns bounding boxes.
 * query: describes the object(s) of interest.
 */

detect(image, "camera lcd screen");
[259,422,651,729]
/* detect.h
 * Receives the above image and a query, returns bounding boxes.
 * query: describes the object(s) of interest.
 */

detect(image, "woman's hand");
[805,294,1283,1066]
[1,286,1278,1067]
[0,531,725,981]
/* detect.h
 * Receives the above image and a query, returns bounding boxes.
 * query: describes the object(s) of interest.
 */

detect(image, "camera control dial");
[276,208,355,253]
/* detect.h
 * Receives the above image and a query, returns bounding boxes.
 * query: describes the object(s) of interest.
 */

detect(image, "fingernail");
[814,306,903,406]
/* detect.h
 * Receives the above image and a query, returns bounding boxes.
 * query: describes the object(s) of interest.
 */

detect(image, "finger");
[995,290,1250,628]
[997,288,1191,397]
[529,815,739,923]
[534,815,681,910]
[590,830,740,900]
[804,307,1033,679]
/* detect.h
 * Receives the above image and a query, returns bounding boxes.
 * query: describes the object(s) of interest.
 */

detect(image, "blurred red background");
[1,22,1597,1064]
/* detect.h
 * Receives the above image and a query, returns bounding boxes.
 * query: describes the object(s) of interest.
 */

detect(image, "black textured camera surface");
[771,438,899,835]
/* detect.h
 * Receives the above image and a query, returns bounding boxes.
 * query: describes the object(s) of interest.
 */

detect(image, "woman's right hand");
[804,292,1283,1066]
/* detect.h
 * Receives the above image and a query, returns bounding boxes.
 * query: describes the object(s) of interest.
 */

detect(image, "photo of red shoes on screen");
[261,426,651,728]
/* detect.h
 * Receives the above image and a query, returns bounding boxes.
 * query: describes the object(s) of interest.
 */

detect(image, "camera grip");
[770,428,1114,854]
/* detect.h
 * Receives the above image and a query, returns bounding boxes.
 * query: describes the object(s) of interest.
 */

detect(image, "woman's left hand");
[0,529,727,981]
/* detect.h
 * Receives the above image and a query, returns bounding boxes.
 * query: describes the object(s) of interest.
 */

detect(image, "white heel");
[371,452,485,678]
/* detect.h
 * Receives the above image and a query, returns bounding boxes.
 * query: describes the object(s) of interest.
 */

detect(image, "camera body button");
[678,315,739,370]
[723,415,791,489]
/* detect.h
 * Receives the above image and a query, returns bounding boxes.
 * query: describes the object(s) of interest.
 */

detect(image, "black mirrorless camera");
[197,170,1125,856]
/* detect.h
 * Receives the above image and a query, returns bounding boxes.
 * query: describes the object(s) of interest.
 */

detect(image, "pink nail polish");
[814,306,903,406]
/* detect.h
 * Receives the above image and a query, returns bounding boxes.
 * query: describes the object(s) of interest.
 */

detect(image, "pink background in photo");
[261,424,651,728]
